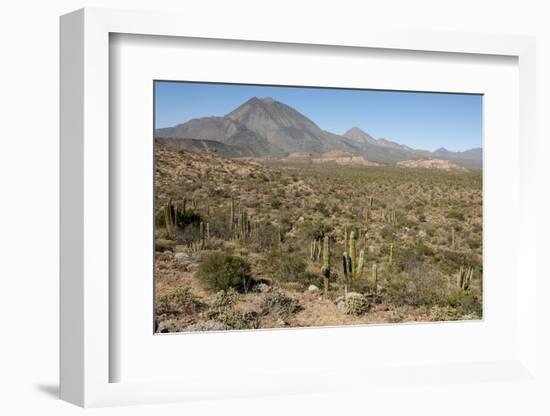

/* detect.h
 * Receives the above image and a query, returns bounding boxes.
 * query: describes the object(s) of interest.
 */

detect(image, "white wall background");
[0,0,548,415]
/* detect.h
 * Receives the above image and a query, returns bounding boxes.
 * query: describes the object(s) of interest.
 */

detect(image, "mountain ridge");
[155,96,482,168]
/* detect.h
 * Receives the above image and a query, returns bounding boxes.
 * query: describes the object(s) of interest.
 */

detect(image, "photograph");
[153,81,483,333]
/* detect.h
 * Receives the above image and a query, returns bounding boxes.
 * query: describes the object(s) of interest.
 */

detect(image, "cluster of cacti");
[163,199,176,237]
[383,207,397,225]
[457,266,474,290]
[320,236,330,297]
[229,197,235,229]
[310,239,322,261]
[342,231,365,280]
[198,221,210,249]
[228,198,254,241]
[341,231,365,299]
[188,241,202,253]
[235,210,251,240]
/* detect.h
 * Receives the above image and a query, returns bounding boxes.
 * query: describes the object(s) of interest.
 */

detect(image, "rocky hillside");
[396,158,467,171]
[287,150,379,166]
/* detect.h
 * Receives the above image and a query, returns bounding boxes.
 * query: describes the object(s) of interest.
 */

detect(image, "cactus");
[342,231,364,282]
[163,199,175,238]
[388,244,394,266]
[321,236,330,297]
[457,266,474,290]
[229,197,235,230]
[349,231,356,273]
[356,249,365,277]
[310,239,322,261]
[234,210,250,241]
[391,207,397,225]
[371,263,378,297]
[199,221,207,248]
[342,254,351,295]
[343,228,348,252]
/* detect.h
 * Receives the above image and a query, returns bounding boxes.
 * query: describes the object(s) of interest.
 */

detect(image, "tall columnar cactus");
[199,221,205,248]
[342,252,350,299]
[343,228,348,252]
[342,231,364,281]
[388,244,394,266]
[310,239,322,261]
[371,263,378,297]
[356,249,365,278]
[163,199,175,238]
[229,197,235,230]
[349,231,356,272]
[321,236,330,297]
[457,266,474,290]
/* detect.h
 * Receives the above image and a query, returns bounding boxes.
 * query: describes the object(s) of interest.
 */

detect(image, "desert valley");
[154,95,482,333]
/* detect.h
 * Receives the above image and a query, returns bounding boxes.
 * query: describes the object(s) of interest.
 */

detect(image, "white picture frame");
[60,8,538,408]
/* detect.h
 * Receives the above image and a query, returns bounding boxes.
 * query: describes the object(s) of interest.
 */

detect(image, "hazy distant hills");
[155,96,482,168]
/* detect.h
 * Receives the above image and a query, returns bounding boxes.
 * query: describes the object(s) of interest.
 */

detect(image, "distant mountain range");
[155,96,482,168]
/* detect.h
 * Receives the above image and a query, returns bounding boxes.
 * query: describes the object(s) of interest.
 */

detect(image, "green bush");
[382,266,447,307]
[266,252,318,287]
[261,288,301,320]
[197,252,252,292]
[299,220,331,240]
[447,210,465,221]
[443,288,482,318]
[270,199,282,209]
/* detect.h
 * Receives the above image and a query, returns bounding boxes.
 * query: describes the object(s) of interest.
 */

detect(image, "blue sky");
[155,81,482,152]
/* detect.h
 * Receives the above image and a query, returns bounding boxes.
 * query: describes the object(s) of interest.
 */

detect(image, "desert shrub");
[249,221,280,252]
[313,201,330,216]
[382,266,446,307]
[447,210,465,221]
[270,199,282,209]
[205,288,249,329]
[434,250,481,276]
[467,238,482,249]
[394,243,432,273]
[299,220,331,240]
[266,252,318,287]
[382,272,410,306]
[156,287,203,316]
[407,266,447,306]
[197,252,252,292]
[428,305,464,322]
[380,225,396,241]
[443,288,482,318]
[260,288,301,320]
